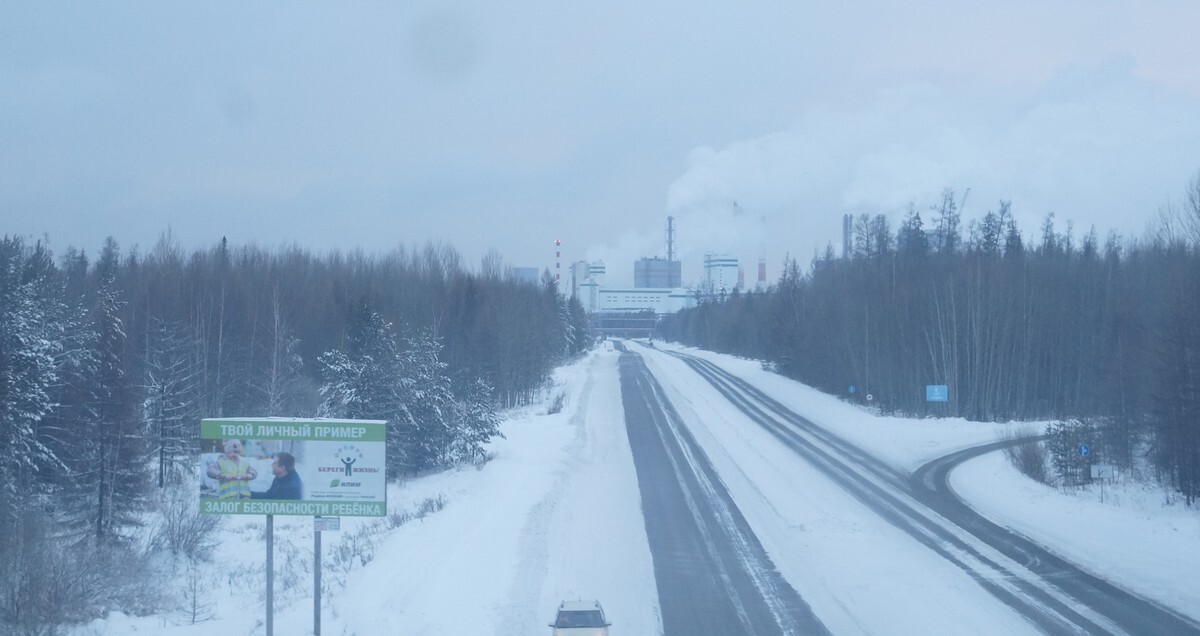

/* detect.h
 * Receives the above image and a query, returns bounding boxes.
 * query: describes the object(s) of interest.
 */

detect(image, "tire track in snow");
[494,357,597,636]
[619,349,830,636]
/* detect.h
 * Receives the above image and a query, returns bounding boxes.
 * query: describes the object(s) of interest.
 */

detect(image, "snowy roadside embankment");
[655,343,1007,467]
[953,451,1200,620]
[653,342,1200,626]
[75,347,658,636]
[641,344,1038,634]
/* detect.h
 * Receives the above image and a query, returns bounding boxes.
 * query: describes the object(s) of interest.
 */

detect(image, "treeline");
[0,233,590,631]
[659,181,1200,504]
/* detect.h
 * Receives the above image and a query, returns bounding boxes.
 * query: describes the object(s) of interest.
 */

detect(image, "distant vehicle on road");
[549,600,611,635]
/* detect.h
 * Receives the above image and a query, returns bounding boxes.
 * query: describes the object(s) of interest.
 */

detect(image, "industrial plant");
[555,217,768,338]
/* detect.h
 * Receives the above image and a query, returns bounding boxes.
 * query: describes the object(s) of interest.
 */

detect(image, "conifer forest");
[659,184,1200,505]
[1,179,1198,633]
[0,235,590,629]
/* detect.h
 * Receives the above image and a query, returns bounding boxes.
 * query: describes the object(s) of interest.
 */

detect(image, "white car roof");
[558,600,603,612]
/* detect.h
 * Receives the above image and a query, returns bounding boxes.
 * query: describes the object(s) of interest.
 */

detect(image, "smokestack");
[666,216,676,262]
[757,257,766,291]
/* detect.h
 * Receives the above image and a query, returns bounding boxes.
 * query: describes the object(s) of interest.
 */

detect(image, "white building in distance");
[703,253,739,295]
[590,287,696,314]
[570,257,701,316]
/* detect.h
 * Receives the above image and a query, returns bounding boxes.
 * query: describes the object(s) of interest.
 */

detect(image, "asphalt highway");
[618,348,830,636]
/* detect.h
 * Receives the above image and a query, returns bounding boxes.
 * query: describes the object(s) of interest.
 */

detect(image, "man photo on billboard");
[252,451,303,500]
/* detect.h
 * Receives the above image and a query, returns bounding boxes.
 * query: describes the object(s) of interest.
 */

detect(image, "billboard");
[199,418,387,517]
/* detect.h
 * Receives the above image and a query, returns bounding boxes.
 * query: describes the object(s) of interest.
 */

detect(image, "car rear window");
[555,610,605,627]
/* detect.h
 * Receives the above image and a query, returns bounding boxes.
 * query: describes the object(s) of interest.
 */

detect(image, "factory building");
[563,216,757,339]
[569,260,606,300]
[593,287,695,314]
[569,261,589,298]
[703,253,739,295]
[634,257,682,288]
[588,261,606,284]
[578,278,601,313]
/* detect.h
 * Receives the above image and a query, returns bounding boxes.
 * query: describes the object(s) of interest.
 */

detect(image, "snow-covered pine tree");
[319,301,401,420]
[452,376,502,464]
[320,303,468,477]
[320,302,410,474]
[0,238,76,634]
[75,239,149,542]
[1045,419,1094,488]
[0,237,61,525]
[564,293,591,358]
[142,315,201,488]
[397,327,456,472]
[541,269,569,365]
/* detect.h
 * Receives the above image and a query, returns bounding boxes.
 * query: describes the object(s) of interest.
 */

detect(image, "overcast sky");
[3,2,1199,287]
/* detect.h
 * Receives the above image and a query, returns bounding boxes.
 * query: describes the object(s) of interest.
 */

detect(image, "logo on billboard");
[332,445,363,476]
[317,445,380,476]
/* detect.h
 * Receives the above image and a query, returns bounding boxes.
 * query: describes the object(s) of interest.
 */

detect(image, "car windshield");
[556,610,605,628]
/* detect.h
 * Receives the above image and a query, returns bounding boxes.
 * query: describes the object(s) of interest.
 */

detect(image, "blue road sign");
[1077,443,1091,457]
[926,385,949,402]
[848,385,857,394]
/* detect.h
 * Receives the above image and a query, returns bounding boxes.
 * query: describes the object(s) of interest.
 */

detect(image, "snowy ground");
[75,342,1199,635]
[648,343,1200,624]
[953,452,1200,619]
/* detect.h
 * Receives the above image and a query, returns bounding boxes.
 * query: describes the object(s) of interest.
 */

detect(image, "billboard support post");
[266,514,274,636]
[314,522,321,636]
[311,516,340,634]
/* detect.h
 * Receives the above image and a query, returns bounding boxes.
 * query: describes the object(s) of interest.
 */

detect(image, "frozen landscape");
[7,4,1200,635]
[74,342,1200,636]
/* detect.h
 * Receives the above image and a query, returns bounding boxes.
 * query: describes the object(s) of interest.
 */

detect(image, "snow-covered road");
[641,346,1042,634]
[620,348,827,635]
[77,343,1200,636]
[649,345,1199,634]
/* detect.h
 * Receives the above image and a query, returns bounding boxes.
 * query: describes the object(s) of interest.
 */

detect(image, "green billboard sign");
[199,418,387,517]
